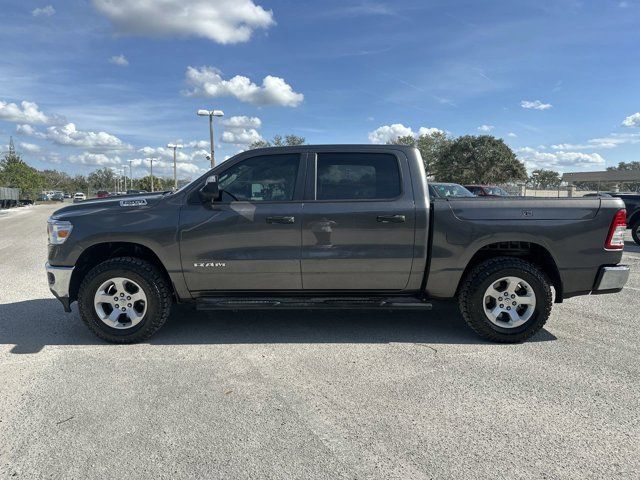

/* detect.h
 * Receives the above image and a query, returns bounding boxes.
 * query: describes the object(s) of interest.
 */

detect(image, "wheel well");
[69,242,173,303]
[628,210,640,227]
[457,241,563,302]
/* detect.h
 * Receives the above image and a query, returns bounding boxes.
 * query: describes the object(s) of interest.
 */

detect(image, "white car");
[73,192,86,203]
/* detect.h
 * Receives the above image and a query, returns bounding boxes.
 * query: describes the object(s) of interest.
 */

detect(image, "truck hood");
[50,193,167,220]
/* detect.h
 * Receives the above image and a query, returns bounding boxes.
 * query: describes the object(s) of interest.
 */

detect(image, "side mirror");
[199,175,221,203]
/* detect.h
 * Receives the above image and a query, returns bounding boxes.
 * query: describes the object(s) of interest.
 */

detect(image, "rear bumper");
[46,262,74,312]
[593,265,630,294]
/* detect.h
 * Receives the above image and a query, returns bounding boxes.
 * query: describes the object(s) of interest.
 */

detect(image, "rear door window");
[315,153,401,201]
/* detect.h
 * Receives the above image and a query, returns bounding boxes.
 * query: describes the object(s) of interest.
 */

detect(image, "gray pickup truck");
[46,145,630,343]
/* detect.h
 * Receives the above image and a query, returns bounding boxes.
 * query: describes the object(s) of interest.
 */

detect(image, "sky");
[1,0,639,180]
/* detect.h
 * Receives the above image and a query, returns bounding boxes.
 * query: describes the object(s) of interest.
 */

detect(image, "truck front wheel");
[77,257,172,343]
[458,257,553,343]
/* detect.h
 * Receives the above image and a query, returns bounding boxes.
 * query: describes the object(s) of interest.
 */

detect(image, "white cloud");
[109,54,129,67]
[223,115,262,129]
[184,66,304,107]
[221,129,263,145]
[0,100,50,124]
[622,112,640,127]
[508,132,517,137]
[185,140,210,149]
[517,147,605,171]
[137,145,210,163]
[220,116,264,146]
[129,158,207,177]
[551,132,640,150]
[368,124,443,144]
[92,0,274,44]
[19,142,41,153]
[16,124,45,137]
[417,126,444,136]
[521,100,553,110]
[32,5,55,17]
[477,124,494,132]
[45,123,128,150]
[69,152,122,166]
[368,124,414,143]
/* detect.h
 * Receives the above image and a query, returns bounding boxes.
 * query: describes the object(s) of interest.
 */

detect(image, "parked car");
[51,193,65,202]
[464,185,511,197]
[45,145,629,344]
[126,189,148,195]
[36,193,50,202]
[73,192,86,203]
[63,193,71,199]
[609,193,640,245]
[96,190,110,198]
[428,182,475,198]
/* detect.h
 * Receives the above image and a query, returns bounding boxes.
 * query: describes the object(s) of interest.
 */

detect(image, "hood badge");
[120,199,147,207]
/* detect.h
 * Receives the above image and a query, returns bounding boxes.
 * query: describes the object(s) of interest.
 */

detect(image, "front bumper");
[46,262,74,312]
[593,265,630,293]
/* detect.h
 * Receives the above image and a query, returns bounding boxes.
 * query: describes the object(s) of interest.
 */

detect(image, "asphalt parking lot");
[1,202,639,479]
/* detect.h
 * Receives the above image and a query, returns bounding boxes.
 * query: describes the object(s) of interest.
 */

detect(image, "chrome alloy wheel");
[93,277,147,329]
[482,276,536,328]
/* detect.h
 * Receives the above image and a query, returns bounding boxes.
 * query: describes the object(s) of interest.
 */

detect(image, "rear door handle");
[377,214,406,223]
[266,216,295,224]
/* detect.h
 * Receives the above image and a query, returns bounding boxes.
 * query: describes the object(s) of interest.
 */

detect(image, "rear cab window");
[315,152,401,201]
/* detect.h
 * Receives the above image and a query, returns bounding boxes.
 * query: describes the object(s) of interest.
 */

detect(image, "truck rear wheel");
[77,257,172,343]
[632,221,640,245]
[458,257,552,343]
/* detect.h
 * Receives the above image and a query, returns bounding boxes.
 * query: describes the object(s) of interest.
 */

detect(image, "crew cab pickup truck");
[46,145,630,344]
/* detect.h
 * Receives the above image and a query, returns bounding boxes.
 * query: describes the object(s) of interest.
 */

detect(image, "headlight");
[47,219,73,245]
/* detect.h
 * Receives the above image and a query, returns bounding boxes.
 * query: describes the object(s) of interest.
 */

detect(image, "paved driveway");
[1,203,638,479]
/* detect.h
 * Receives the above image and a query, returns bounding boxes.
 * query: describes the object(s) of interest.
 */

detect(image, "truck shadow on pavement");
[0,299,556,354]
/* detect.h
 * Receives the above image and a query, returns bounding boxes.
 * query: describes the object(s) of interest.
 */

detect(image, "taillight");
[605,209,626,250]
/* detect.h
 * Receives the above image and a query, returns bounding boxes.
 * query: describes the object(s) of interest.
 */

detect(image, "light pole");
[166,143,183,190]
[197,109,224,168]
[122,167,127,192]
[148,158,155,192]
[128,160,134,190]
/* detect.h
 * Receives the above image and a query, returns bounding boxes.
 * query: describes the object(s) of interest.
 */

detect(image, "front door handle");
[377,214,406,223]
[266,216,295,224]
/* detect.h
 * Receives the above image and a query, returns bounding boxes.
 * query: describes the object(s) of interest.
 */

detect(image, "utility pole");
[166,143,183,190]
[128,160,134,190]
[197,109,224,168]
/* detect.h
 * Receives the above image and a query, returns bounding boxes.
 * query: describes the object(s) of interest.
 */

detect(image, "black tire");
[77,257,172,343]
[632,221,640,246]
[458,257,553,343]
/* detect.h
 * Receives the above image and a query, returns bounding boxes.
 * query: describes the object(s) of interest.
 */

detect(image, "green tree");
[433,135,527,184]
[88,167,117,191]
[249,134,306,149]
[40,169,72,192]
[388,131,452,175]
[0,151,44,199]
[137,175,171,192]
[529,169,561,189]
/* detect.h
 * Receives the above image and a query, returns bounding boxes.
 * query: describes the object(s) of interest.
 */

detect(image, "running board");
[196,296,432,310]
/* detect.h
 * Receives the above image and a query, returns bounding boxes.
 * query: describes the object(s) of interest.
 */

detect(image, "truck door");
[179,153,305,292]
[301,150,416,290]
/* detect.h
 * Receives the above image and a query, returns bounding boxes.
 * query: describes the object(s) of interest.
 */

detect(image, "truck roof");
[244,144,418,155]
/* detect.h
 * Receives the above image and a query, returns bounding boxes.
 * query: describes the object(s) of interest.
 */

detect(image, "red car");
[464,185,511,197]
[96,190,110,198]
